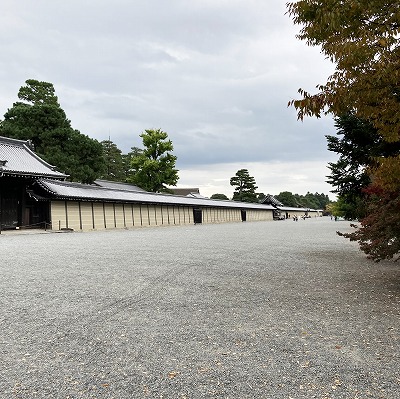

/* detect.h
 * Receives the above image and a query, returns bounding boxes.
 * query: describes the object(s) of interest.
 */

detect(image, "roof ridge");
[0,135,67,178]
[0,135,30,146]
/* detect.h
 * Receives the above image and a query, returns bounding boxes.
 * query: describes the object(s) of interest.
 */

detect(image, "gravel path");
[1,218,399,398]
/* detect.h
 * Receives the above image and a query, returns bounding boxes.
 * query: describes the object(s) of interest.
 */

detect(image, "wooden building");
[0,136,66,230]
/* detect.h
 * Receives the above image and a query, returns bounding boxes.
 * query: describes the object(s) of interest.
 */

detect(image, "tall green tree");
[129,129,179,192]
[326,113,400,219]
[230,169,258,202]
[1,80,69,150]
[100,139,125,181]
[0,79,105,183]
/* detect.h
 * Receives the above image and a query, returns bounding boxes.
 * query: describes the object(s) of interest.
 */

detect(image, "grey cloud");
[0,0,337,196]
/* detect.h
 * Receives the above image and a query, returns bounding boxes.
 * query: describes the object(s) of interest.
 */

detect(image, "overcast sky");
[1,0,338,199]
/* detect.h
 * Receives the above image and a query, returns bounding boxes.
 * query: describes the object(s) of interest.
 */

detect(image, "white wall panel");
[50,201,67,230]
[104,203,115,228]
[134,204,141,226]
[93,203,105,230]
[80,202,93,231]
[66,201,80,231]
[114,204,125,228]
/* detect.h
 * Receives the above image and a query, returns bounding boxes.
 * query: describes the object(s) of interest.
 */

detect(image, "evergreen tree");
[230,169,258,202]
[100,139,125,181]
[326,113,400,219]
[0,79,105,183]
[129,129,178,192]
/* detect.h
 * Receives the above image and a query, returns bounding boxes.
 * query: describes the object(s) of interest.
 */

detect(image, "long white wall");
[202,208,242,224]
[246,209,274,222]
[50,201,277,231]
[281,209,322,219]
[51,201,196,231]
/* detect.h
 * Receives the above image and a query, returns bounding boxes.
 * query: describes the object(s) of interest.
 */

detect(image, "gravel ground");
[0,217,399,399]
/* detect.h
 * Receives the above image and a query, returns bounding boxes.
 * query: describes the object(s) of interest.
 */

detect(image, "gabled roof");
[260,194,284,207]
[35,178,276,210]
[0,136,67,179]
[260,194,317,212]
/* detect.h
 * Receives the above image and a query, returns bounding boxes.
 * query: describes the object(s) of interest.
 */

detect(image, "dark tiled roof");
[94,179,146,192]
[169,187,200,196]
[0,136,67,179]
[36,178,276,210]
[260,194,317,212]
[186,192,207,199]
[260,194,284,207]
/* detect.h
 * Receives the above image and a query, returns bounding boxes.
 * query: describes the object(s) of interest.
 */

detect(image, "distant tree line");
[222,168,330,208]
[274,191,330,210]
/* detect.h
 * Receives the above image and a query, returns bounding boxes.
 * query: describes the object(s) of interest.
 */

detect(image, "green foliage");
[100,139,126,182]
[327,114,378,196]
[325,113,400,219]
[275,191,298,207]
[18,79,59,106]
[302,192,320,209]
[230,169,258,202]
[1,100,71,150]
[275,191,330,209]
[329,196,361,219]
[210,193,229,200]
[256,192,266,201]
[0,79,105,183]
[122,146,143,180]
[41,129,105,184]
[129,129,179,192]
